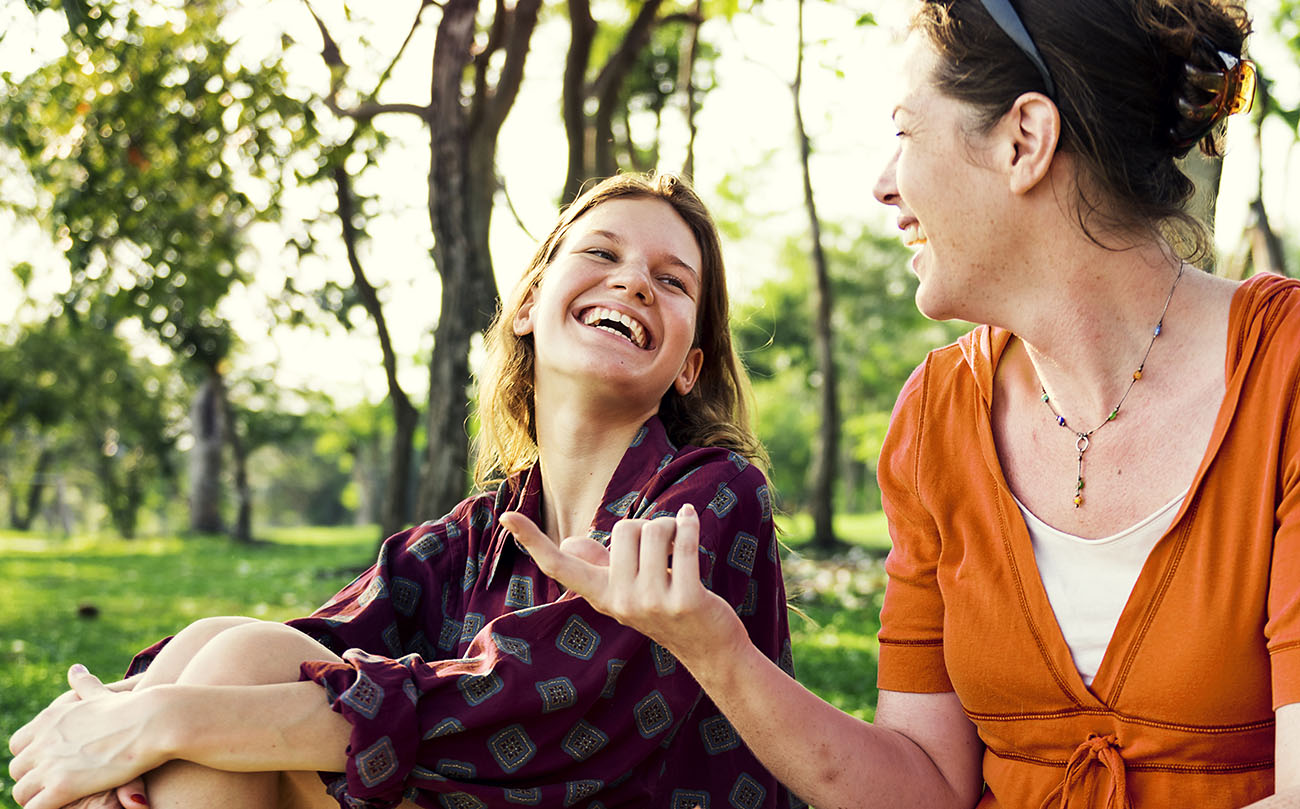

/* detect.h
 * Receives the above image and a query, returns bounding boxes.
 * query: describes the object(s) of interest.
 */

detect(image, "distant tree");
[735,223,967,515]
[561,0,726,201]
[304,0,544,527]
[0,0,321,540]
[0,317,180,537]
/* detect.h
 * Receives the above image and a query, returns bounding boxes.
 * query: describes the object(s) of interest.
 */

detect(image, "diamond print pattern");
[555,615,601,660]
[340,671,383,720]
[487,725,537,773]
[634,690,673,739]
[728,773,766,809]
[536,676,578,713]
[457,671,504,706]
[492,632,532,664]
[391,576,422,616]
[601,659,625,698]
[408,531,444,560]
[672,789,711,809]
[728,532,758,575]
[561,719,609,762]
[436,759,476,780]
[699,714,741,754]
[651,642,676,676]
[563,779,602,807]
[505,574,535,609]
[355,735,398,788]
[708,485,737,517]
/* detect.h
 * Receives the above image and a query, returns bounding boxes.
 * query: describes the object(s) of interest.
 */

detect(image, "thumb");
[499,512,610,602]
[558,536,611,568]
[67,663,109,699]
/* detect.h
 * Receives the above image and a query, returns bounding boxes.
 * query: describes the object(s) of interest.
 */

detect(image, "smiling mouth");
[904,222,928,248]
[579,306,651,349]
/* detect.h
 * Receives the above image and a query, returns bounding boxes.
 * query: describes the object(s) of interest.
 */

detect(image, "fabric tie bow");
[1039,733,1132,809]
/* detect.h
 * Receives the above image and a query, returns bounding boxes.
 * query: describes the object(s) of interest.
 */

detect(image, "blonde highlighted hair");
[473,172,765,488]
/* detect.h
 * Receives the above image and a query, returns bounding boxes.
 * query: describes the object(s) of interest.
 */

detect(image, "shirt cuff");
[300,650,423,807]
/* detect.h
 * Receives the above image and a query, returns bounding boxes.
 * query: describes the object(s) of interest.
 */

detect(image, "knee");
[176,620,341,687]
[138,616,261,687]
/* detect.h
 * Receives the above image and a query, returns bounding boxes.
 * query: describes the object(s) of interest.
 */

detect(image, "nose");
[608,259,654,304]
[873,148,900,207]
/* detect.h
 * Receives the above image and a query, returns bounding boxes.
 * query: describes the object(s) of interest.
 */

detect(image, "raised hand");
[499,503,746,667]
[9,666,163,809]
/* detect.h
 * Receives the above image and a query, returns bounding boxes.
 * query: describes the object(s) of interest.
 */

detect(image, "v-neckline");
[970,279,1259,708]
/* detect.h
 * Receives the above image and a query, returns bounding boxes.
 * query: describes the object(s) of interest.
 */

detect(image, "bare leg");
[143,621,344,809]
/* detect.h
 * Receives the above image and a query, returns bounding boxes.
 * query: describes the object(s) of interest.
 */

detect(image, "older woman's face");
[873,36,1009,322]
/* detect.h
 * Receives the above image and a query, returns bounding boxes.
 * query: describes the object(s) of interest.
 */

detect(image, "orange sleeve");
[1266,333,1300,709]
[876,359,953,694]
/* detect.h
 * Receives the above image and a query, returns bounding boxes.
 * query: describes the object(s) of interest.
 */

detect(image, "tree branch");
[589,0,665,102]
[478,0,543,139]
[331,163,413,414]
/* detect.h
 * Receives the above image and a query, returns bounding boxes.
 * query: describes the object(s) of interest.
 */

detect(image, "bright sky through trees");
[1,0,1296,407]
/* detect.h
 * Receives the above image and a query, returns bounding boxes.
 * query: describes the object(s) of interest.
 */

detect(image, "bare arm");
[9,659,349,809]
[500,506,984,809]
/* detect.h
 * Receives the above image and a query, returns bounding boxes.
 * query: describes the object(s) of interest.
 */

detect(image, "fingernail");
[679,503,695,516]
[132,794,150,806]
[70,663,88,675]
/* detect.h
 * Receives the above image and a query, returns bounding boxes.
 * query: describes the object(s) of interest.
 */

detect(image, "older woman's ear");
[1002,92,1060,196]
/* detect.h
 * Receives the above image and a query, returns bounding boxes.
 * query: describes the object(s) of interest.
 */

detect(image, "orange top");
[877,273,1300,808]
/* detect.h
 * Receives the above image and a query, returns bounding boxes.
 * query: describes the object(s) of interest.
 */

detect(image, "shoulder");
[1231,274,1300,397]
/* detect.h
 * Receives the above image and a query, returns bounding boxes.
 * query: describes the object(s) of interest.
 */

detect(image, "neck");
[532,380,659,543]
[1004,239,1186,423]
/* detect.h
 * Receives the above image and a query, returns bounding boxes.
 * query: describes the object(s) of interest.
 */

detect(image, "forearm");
[681,638,976,809]
[1243,788,1300,808]
[150,681,350,774]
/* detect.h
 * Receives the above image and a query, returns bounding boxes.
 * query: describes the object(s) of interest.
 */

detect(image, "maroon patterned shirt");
[136,417,798,809]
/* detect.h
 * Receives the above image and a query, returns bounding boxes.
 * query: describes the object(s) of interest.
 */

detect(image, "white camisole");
[1014,492,1187,686]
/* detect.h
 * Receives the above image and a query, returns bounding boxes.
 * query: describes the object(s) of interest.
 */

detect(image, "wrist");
[141,685,190,764]
[674,605,753,689]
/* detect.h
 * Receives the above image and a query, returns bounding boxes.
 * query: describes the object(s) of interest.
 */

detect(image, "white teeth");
[904,223,928,247]
[581,306,648,349]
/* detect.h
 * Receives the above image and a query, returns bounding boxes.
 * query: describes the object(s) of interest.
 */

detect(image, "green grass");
[0,518,887,807]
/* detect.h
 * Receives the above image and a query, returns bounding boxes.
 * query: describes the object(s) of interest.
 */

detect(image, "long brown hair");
[914,0,1250,261]
[473,172,766,488]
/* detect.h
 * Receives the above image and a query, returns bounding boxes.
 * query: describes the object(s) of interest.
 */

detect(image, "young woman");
[511,2,1300,808]
[8,173,796,809]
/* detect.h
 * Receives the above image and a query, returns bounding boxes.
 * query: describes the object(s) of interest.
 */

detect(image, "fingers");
[668,504,702,600]
[638,516,676,592]
[115,780,148,808]
[67,665,108,700]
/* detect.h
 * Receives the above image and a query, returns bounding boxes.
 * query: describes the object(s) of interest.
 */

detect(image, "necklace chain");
[1037,264,1184,509]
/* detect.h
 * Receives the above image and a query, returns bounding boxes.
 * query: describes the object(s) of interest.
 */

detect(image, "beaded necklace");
[1038,263,1184,508]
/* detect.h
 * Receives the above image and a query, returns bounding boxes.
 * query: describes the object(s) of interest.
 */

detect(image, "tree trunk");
[793,0,840,552]
[678,0,704,180]
[11,446,53,530]
[221,387,253,543]
[188,367,224,533]
[415,0,542,521]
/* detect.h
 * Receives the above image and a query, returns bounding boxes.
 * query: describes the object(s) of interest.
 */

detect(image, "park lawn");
[0,520,885,808]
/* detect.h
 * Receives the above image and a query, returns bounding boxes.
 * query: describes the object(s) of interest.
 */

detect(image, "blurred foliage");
[0,318,183,537]
[734,223,967,510]
[0,0,320,368]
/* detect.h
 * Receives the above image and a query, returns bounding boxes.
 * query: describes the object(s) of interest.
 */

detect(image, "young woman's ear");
[1001,92,1060,195]
[512,289,538,336]
[673,347,704,395]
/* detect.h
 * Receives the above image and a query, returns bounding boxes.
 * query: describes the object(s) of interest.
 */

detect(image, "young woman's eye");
[586,248,616,261]
[659,274,687,291]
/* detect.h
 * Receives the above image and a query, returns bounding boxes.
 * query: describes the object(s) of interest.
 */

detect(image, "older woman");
[510,1,1300,807]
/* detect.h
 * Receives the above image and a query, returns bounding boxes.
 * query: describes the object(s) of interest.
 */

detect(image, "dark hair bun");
[914,0,1252,260]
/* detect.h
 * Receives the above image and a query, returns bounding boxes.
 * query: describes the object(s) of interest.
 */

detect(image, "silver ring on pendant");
[1076,434,1090,453]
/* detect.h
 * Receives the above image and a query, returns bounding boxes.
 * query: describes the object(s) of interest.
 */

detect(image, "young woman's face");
[513,197,705,407]
[873,36,1008,322]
